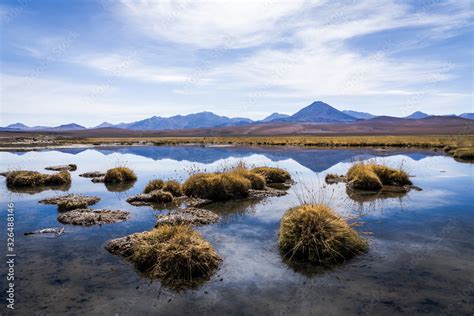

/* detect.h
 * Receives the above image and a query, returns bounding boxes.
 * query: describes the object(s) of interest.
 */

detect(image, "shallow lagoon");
[0,146,473,315]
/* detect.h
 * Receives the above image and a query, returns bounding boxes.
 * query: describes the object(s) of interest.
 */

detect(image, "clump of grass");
[162,180,183,197]
[346,162,411,190]
[452,147,474,160]
[278,204,368,265]
[144,179,164,193]
[104,167,137,183]
[230,165,266,190]
[5,170,71,188]
[131,224,221,287]
[45,171,72,186]
[183,173,251,201]
[251,167,291,184]
[370,164,412,186]
[149,190,174,203]
[346,163,382,190]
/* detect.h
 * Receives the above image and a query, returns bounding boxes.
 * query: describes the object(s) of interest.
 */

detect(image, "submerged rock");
[248,187,288,199]
[79,171,106,178]
[24,227,65,237]
[156,207,220,226]
[45,164,77,172]
[58,209,129,226]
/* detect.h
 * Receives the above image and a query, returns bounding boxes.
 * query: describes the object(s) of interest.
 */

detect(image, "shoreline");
[0,134,473,152]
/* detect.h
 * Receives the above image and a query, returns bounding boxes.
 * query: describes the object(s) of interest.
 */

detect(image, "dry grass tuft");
[230,165,266,190]
[104,167,137,183]
[149,190,174,203]
[452,147,474,160]
[251,167,291,184]
[144,179,164,193]
[183,172,251,201]
[162,180,183,197]
[346,162,411,190]
[346,163,382,190]
[131,224,221,287]
[5,170,71,188]
[279,204,368,265]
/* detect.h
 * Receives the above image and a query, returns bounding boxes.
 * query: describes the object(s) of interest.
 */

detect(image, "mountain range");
[3,101,473,131]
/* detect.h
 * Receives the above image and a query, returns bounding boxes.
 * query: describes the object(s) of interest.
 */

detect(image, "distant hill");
[2,100,472,131]
[94,122,114,128]
[342,110,376,120]
[124,112,254,130]
[405,111,431,119]
[6,123,30,129]
[261,113,290,122]
[285,101,356,123]
[460,113,474,120]
[51,123,86,131]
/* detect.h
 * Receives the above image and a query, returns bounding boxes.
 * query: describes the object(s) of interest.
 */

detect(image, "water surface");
[0,146,472,315]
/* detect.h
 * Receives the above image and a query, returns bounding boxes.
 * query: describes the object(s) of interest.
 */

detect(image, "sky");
[0,0,473,127]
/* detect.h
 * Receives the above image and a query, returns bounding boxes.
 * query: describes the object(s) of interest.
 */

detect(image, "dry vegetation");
[279,204,368,265]
[112,224,222,289]
[183,165,290,201]
[346,162,411,191]
[3,170,71,188]
[50,135,474,149]
[104,167,137,183]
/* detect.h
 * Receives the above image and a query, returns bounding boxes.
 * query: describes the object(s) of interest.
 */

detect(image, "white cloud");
[117,0,310,49]
[114,0,472,98]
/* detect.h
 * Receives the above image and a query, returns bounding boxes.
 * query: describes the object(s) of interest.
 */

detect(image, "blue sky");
[1,0,472,127]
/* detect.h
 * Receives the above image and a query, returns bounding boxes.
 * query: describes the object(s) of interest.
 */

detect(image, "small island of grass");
[278,204,368,265]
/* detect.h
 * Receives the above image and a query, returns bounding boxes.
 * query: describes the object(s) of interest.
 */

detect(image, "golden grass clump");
[104,167,137,183]
[452,147,474,160]
[278,204,368,265]
[132,224,221,286]
[370,164,412,186]
[183,172,251,201]
[5,170,71,188]
[149,190,174,203]
[251,167,291,184]
[162,180,183,197]
[230,166,266,190]
[346,163,382,190]
[346,162,411,190]
[144,179,164,193]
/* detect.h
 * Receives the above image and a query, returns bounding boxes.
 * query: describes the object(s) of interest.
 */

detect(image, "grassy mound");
[131,224,221,287]
[149,190,174,203]
[346,162,411,190]
[370,164,412,186]
[279,204,368,265]
[452,147,474,160]
[230,166,266,190]
[346,163,382,190]
[183,173,251,201]
[144,179,164,193]
[251,167,291,184]
[104,167,137,183]
[5,170,71,188]
[162,180,183,197]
